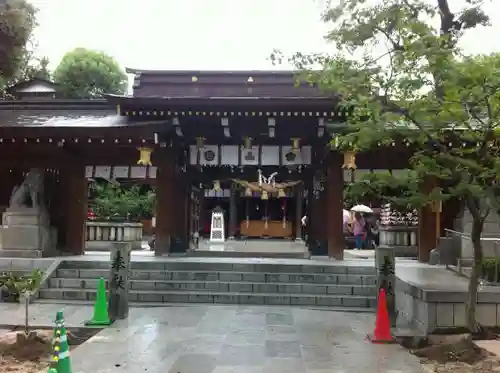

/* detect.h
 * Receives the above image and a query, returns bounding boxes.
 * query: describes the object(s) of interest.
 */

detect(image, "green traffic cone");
[53,326,72,373]
[85,277,112,326]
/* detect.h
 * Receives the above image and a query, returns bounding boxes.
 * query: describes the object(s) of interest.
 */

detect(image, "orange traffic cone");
[367,288,396,343]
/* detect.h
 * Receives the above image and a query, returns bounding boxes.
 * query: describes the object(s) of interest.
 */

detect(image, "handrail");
[444,228,470,239]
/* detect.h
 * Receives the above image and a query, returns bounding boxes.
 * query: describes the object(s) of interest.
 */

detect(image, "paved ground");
[0,303,424,373]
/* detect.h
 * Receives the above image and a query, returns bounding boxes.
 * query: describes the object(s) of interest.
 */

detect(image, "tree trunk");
[466,215,484,333]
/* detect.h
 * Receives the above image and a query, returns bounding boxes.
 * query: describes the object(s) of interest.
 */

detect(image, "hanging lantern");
[291,138,301,150]
[243,137,252,149]
[342,151,357,169]
[278,189,286,198]
[431,200,442,213]
[261,191,269,200]
[245,187,252,196]
[213,180,221,192]
[137,147,153,166]
[196,137,205,149]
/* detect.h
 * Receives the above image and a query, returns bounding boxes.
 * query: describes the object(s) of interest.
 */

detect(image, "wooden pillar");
[154,148,174,256]
[326,152,344,259]
[62,162,87,255]
[295,183,304,240]
[228,185,237,239]
[418,177,439,262]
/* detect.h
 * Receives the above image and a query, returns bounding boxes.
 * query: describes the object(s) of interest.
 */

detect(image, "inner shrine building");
[0,71,443,260]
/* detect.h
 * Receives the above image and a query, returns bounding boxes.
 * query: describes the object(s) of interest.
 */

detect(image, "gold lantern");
[243,137,252,149]
[342,151,357,169]
[278,189,286,198]
[137,147,153,166]
[261,191,269,200]
[431,200,442,213]
[213,180,221,192]
[291,138,301,150]
[196,137,205,149]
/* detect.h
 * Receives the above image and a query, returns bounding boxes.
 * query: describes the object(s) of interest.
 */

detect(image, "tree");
[280,0,495,333]
[0,0,40,92]
[53,48,127,98]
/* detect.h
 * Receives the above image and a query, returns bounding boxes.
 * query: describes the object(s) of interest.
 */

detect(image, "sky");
[30,0,500,72]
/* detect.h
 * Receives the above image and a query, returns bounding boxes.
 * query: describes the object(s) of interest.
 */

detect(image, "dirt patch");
[408,335,500,373]
[0,328,101,373]
[413,338,490,364]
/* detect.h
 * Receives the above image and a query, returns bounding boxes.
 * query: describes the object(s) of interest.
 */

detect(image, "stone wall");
[456,206,500,238]
[395,266,500,333]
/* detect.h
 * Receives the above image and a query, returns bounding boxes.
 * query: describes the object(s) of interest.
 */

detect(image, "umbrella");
[351,204,373,213]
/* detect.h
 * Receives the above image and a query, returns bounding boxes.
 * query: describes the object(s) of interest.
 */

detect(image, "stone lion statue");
[9,168,45,208]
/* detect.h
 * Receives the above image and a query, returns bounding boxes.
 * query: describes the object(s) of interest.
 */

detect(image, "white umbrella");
[351,204,373,213]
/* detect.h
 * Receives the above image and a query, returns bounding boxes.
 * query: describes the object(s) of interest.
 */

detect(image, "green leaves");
[53,48,127,98]
[0,0,37,80]
[281,0,499,218]
[90,183,155,221]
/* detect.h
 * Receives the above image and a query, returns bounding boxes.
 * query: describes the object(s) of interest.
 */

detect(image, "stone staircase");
[38,259,377,310]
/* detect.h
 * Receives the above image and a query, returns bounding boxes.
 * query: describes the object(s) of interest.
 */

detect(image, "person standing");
[352,212,366,250]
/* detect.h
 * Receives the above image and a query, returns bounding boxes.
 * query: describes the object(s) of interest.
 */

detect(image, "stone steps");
[38,259,377,310]
[54,269,376,285]
[38,288,376,307]
[48,278,375,296]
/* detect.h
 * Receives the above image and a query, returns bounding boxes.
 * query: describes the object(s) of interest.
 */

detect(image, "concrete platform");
[0,303,425,373]
[395,264,500,333]
[190,240,310,259]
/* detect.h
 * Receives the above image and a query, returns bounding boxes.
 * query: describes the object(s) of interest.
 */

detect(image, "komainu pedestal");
[0,207,55,257]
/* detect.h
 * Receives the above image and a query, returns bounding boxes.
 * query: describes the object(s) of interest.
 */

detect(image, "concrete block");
[193,272,218,281]
[133,262,165,271]
[238,294,265,304]
[39,289,61,299]
[278,284,302,294]
[148,271,169,280]
[164,293,190,302]
[79,269,105,279]
[265,296,290,305]
[302,284,327,294]
[342,296,370,308]
[268,274,290,282]
[317,274,338,284]
[63,290,87,301]
[316,296,342,307]
[346,266,375,276]
[454,303,466,327]
[171,272,196,281]
[253,283,278,293]
[322,266,348,274]
[208,282,228,291]
[327,285,353,295]
[189,293,212,303]
[137,292,163,302]
[56,269,79,278]
[241,273,265,282]
[300,264,324,273]
[291,296,316,306]
[436,303,454,327]
[476,304,497,327]
[154,282,176,290]
[231,263,256,272]
[219,272,242,282]
[337,275,362,285]
[212,294,239,304]
[351,286,375,296]
[58,278,83,289]
[229,283,253,293]
[131,281,155,290]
